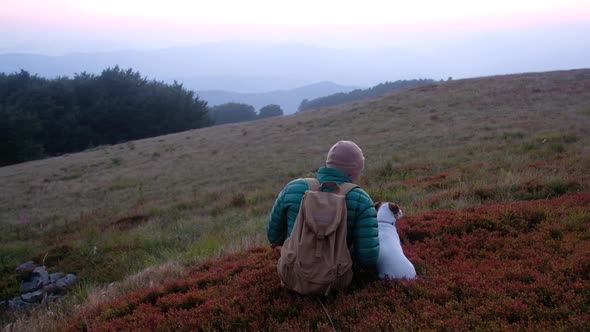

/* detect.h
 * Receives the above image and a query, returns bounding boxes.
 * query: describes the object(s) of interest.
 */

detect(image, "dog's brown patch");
[388,202,400,215]
[375,201,401,215]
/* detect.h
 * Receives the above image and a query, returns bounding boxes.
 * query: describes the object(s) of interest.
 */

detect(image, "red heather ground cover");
[68,193,590,331]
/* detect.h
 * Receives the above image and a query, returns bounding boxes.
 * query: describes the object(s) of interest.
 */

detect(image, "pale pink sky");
[1,0,589,53]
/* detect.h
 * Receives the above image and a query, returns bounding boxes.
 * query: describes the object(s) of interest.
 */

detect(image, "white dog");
[375,202,417,280]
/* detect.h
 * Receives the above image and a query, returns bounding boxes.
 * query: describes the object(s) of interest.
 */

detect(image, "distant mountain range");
[1,34,588,96]
[197,81,360,115]
[0,43,432,94]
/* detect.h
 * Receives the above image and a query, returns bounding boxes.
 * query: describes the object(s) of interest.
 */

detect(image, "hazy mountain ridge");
[0,44,423,92]
[197,81,360,114]
[2,31,589,93]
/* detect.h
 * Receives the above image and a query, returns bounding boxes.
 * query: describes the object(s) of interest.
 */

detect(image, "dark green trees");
[0,67,209,166]
[208,102,257,125]
[258,104,283,119]
[208,103,284,125]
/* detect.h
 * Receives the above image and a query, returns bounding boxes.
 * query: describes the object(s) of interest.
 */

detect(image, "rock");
[50,272,65,283]
[20,279,42,292]
[43,282,55,292]
[7,297,33,310]
[21,290,44,303]
[16,261,37,273]
[19,266,51,292]
[15,261,37,280]
[55,274,77,289]
[32,267,50,285]
[7,265,77,311]
[65,273,77,282]
[43,283,60,295]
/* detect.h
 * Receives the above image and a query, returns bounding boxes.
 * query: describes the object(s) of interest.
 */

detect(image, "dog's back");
[375,203,416,280]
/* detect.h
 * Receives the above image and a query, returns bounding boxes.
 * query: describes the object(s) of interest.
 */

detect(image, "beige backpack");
[277,178,357,296]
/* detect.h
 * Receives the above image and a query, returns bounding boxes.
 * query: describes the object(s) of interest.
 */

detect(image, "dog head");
[375,202,404,224]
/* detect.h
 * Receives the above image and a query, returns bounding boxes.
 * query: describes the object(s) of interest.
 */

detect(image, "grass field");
[1,69,589,330]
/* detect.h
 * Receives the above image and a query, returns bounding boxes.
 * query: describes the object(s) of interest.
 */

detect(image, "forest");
[0,67,210,166]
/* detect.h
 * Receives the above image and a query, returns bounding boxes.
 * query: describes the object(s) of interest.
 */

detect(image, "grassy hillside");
[1,69,589,330]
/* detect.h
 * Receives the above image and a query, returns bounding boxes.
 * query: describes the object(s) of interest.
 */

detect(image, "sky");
[1,0,589,90]
[1,0,590,54]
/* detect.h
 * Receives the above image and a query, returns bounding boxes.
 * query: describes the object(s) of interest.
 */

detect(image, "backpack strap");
[338,182,358,196]
[304,178,321,191]
[304,178,358,195]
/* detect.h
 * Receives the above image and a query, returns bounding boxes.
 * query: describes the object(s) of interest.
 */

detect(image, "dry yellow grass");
[1,69,589,329]
[2,70,589,227]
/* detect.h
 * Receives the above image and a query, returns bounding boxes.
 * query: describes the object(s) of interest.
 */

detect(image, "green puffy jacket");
[266,167,379,268]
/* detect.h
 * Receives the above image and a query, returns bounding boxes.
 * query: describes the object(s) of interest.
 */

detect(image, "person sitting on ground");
[266,140,379,272]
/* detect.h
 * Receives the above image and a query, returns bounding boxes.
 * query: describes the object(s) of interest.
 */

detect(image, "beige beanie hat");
[326,141,365,179]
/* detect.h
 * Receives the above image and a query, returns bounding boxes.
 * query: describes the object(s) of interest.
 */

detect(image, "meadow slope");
[1,69,589,330]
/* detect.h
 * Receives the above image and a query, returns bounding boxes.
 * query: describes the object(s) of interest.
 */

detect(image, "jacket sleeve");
[266,185,290,246]
[349,188,379,268]
[266,179,309,246]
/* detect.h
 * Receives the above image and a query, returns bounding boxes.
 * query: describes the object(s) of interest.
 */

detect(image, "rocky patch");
[0,261,77,311]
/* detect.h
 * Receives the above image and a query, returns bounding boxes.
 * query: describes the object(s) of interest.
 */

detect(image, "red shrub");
[68,193,590,331]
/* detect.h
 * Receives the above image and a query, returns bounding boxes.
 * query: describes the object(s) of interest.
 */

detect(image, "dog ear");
[388,202,400,214]
[374,202,383,210]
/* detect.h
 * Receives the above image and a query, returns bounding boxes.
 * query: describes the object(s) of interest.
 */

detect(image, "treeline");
[0,67,210,166]
[298,79,435,112]
[208,103,283,125]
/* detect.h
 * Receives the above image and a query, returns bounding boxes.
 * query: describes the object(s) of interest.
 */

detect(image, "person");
[266,140,379,270]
